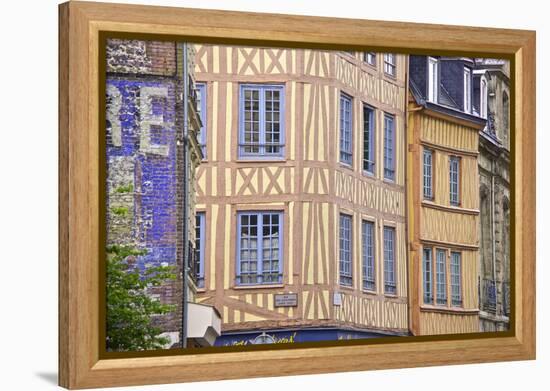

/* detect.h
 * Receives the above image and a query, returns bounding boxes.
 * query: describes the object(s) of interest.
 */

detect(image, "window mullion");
[257,213,263,284]
[259,87,266,156]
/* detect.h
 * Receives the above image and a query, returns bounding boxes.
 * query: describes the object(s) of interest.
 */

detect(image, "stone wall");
[477,62,510,332]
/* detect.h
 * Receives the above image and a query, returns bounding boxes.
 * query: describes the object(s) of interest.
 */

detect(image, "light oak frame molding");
[59,1,536,388]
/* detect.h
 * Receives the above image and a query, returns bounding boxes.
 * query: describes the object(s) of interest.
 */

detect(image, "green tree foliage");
[106,245,177,351]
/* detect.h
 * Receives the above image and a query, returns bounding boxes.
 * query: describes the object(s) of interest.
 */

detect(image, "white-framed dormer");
[463,67,472,113]
[428,57,439,103]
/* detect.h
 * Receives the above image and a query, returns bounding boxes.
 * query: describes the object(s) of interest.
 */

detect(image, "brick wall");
[106,39,185,349]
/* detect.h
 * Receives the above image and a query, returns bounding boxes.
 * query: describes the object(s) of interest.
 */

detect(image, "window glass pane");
[362,221,375,291]
[239,85,284,157]
[195,83,207,159]
[340,94,353,165]
[363,106,375,173]
[449,157,460,205]
[194,213,205,288]
[339,214,352,286]
[237,212,282,285]
[423,149,433,199]
[436,249,447,305]
[384,114,395,180]
[423,248,432,304]
[383,227,396,294]
[451,252,462,306]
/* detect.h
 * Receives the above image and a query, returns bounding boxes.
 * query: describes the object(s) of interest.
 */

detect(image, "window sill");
[233,284,284,290]
[362,61,377,70]
[361,289,377,295]
[420,305,478,315]
[339,163,354,172]
[421,200,480,215]
[236,158,287,164]
[339,284,354,291]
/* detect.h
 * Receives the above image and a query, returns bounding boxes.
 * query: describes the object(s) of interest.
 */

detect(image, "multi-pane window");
[239,84,284,158]
[383,114,395,180]
[436,249,447,305]
[195,83,207,159]
[423,248,433,304]
[194,212,205,288]
[339,214,352,286]
[464,67,472,113]
[428,57,438,103]
[383,53,396,77]
[423,148,433,200]
[450,252,462,306]
[363,105,375,173]
[340,93,353,166]
[236,212,283,285]
[449,156,460,206]
[363,52,376,66]
[362,220,375,291]
[383,226,396,295]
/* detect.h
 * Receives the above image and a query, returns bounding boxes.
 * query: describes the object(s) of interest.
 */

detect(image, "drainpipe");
[181,42,190,349]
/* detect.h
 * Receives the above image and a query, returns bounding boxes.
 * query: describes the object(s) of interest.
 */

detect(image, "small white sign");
[333,292,342,306]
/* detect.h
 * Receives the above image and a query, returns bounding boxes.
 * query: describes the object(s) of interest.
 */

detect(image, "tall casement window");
[480,77,488,119]
[449,156,460,206]
[339,93,353,166]
[363,105,375,174]
[450,251,462,306]
[195,83,207,159]
[239,84,284,158]
[423,248,433,304]
[194,213,206,288]
[503,91,510,140]
[363,52,376,66]
[383,53,396,77]
[463,67,472,113]
[428,57,439,103]
[383,113,395,181]
[236,211,283,285]
[339,214,352,286]
[362,220,375,291]
[423,148,433,200]
[383,226,396,295]
[435,249,447,305]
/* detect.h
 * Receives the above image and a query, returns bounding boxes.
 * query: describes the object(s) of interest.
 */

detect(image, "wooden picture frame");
[59,1,536,389]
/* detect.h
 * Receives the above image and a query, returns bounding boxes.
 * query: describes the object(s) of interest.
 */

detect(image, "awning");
[187,302,222,347]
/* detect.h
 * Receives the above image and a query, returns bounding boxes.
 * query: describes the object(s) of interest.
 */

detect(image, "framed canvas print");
[58,1,536,389]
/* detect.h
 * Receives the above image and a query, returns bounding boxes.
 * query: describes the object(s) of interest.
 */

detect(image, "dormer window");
[463,67,472,113]
[428,57,439,103]
[480,77,488,118]
[383,53,396,77]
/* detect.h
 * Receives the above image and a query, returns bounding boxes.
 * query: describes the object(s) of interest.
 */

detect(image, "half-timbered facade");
[193,46,409,345]
[407,56,486,335]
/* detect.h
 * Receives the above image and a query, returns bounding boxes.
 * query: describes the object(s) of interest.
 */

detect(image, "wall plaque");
[274,293,298,307]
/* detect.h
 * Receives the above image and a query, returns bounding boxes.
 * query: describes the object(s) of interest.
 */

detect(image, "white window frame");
[480,76,488,119]
[463,67,472,113]
[428,57,439,103]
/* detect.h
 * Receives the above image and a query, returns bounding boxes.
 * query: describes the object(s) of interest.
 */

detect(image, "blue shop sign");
[215,328,393,346]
